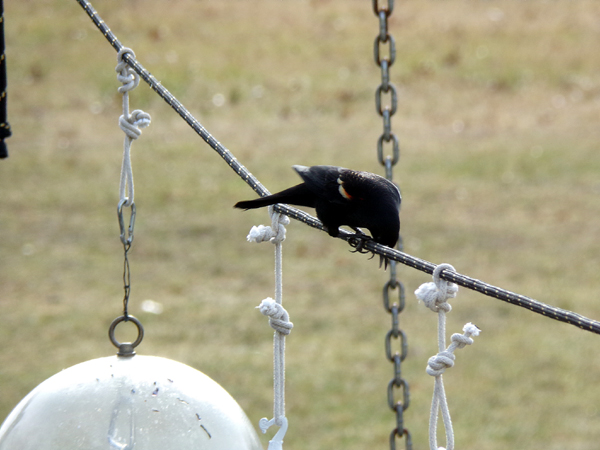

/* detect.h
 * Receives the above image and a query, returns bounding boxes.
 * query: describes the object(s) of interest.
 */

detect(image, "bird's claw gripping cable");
[347,231,373,254]
[346,232,391,270]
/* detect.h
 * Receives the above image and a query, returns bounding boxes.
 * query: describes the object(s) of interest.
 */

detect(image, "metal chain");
[117,198,136,318]
[109,199,143,357]
[373,1,412,449]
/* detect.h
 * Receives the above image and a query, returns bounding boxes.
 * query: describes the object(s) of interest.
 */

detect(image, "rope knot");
[257,298,293,335]
[415,263,458,313]
[450,333,473,349]
[119,109,152,140]
[246,207,289,244]
[426,350,455,377]
[426,323,480,378]
[452,323,480,349]
[116,48,140,93]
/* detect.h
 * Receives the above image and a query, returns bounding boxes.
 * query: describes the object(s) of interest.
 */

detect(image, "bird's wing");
[341,170,401,206]
[292,165,350,204]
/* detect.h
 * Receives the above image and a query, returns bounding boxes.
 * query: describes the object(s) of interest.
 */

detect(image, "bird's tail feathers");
[234,183,316,210]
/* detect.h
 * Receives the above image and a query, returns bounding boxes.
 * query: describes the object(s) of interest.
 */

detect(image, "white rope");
[246,206,289,244]
[249,207,291,450]
[115,48,151,207]
[258,298,293,335]
[415,264,480,450]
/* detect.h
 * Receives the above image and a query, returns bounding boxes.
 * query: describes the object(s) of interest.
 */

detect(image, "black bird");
[234,165,401,250]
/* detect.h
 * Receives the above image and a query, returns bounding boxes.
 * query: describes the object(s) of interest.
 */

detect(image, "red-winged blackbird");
[234,165,401,249]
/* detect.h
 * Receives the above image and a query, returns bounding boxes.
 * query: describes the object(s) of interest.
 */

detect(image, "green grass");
[2,1,600,449]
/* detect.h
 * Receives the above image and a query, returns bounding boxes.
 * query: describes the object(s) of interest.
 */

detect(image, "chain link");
[373,1,411,449]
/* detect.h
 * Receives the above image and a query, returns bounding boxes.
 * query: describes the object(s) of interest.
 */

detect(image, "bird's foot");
[346,230,392,270]
[347,229,373,254]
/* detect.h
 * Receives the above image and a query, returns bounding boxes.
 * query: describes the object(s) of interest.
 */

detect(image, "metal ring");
[108,315,144,351]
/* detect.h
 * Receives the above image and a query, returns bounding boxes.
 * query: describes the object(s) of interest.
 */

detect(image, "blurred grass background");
[2,0,600,448]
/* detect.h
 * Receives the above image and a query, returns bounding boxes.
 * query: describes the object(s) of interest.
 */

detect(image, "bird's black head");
[372,222,400,248]
[368,183,400,249]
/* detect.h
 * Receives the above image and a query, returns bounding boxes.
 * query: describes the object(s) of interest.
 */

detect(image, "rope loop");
[415,263,458,313]
[115,47,151,207]
[416,264,480,450]
[246,206,289,244]
[116,47,139,93]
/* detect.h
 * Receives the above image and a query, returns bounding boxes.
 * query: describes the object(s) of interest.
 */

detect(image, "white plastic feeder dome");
[0,355,263,450]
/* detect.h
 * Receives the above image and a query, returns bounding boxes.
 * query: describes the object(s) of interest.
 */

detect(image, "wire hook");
[117,199,136,247]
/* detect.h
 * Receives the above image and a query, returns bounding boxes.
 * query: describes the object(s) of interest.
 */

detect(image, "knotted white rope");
[115,48,151,206]
[248,206,292,450]
[258,298,293,335]
[415,264,480,450]
[246,206,289,244]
